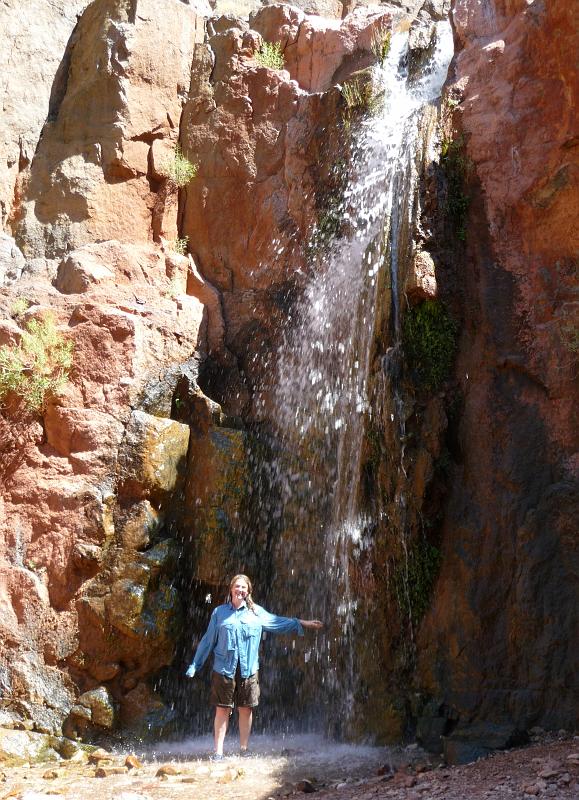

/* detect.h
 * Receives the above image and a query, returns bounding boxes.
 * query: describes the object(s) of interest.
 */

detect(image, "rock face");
[0,239,206,735]
[414,0,578,739]
[180,4,390,413]
[0,0,216,736]
[0,0,89,231]
[9,0,206,258]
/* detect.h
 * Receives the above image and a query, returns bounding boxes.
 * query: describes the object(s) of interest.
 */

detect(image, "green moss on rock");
[402,300,458,391]
[394,538,442,628]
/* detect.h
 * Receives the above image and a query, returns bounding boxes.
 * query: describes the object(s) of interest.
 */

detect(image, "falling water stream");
[248,21,454,734]
[175,19,454,748]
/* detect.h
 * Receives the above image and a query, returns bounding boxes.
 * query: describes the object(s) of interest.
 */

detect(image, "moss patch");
[402,300,458,391]
[394,538,442,628]
[441,135,471,241]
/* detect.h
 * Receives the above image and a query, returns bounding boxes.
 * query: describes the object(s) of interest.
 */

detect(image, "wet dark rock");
[182,426,248,585]
[116,500,161,551]
[172,368,224,433]
[417,714,453,754]
[139,358,202,420]
[381,345,402,381]
[296,778,317,793]
[117,411,191,501]
[119,681,176,739]
[55,737,82,760]
[443,723,529,765]
[416,0,578,745]
[70,704,92,723]
[408,11,437,80]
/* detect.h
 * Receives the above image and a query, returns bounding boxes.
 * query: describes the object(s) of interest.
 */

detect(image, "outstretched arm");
[298,619,324,630]
[186,608,219,677]
[256,606,324,636]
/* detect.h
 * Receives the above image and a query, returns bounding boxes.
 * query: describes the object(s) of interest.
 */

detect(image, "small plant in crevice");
[402,300,458,391]
[440,94,460,130]
[371,27,392,66]
[165,145,197,188]
[441,135,471,241]
[164,275,183,300]
[254,41,285,70]
[170,235,189,256]
[0,314,73,413]
[10,297,30,318]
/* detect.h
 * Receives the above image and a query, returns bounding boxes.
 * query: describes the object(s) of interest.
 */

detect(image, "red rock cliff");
[415,0,578,748]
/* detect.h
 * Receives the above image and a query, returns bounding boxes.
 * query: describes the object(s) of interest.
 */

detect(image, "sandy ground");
[0,732,577,800]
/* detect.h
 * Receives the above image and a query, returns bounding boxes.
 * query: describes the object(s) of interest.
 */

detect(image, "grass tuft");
[170,236,189,256]
[254,41,285,70]
[0,314,73,412]
[165,145,198,188]
[10,298,30,318]
[371,27,392,66]
[340,77,383,129]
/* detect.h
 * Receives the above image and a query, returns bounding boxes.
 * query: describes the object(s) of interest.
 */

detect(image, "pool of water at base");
[148,731,393,781]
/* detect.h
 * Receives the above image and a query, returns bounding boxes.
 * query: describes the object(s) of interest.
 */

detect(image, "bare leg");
[214,706,231,755]
[238,706,253,751]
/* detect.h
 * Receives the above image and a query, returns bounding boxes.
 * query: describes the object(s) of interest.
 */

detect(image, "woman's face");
[230,578,249,608]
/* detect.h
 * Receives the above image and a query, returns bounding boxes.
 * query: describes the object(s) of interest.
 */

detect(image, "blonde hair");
[227,573,257,613]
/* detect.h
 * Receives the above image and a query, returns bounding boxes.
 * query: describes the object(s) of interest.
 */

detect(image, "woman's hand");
[299,619,324,630]
[185,664,196,678]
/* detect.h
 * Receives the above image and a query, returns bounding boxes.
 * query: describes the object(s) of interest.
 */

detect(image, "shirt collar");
[228,600,247,611]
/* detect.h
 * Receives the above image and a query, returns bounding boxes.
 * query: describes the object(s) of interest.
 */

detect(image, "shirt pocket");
[240,622,261,642]
[216,623,237,655]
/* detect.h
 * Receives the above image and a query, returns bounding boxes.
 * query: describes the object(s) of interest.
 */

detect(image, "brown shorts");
[210,668,260,708]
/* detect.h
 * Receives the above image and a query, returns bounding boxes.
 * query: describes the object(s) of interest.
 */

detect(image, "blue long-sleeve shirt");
[189,602,304,679]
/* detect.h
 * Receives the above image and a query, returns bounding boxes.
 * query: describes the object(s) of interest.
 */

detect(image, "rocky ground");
[0,732,577,800]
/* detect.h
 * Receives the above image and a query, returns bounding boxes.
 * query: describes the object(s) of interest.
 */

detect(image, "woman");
[186,573,323,759]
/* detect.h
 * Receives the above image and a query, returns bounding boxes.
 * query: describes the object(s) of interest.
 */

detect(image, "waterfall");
[248,21,454,735]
